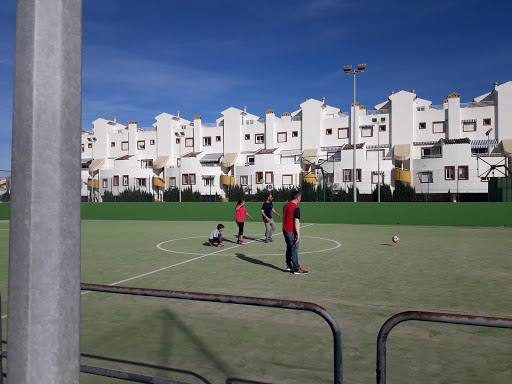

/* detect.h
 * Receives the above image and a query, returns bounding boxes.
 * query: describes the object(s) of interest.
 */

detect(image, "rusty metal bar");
[81,364,190,384]
[81,283,343,384]
[376,311,512,384]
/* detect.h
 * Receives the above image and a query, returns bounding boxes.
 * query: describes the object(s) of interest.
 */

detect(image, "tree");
[1,191,10,203]
[372,184,393,202]
[300,181,317,202]
[102,190,114,202]
[119,188,153,202]
[393,181,416,202]
[228,184,246,202]
[163,187,179,202]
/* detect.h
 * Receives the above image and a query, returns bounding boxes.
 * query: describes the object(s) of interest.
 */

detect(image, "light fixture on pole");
[174,132,185,202]
[87,137,97,201]
[344,63,366,202]
[485,128,493,155]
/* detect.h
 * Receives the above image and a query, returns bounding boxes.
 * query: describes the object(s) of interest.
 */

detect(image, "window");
[343,169,361,182]
[420,172,433,183]
[483,118,491,126]
[102,179,108,188]
[463,122,476,132]
[458,166,469,180]
[361,126,373,137]
[123,175,129,186]
[433,121,446,133]
[419,122,426,129]
[265,171,273,184]
[88,143,92,148]
[343,169,352,182]
[182,173,196,185]
[150,139,155,145]
[111,142,115,147]
[141,159,153,168]
[421,146,442,158]
[372,118,377,123]
[240,175,248,185]
[282,174,293,185]
[176,138,180,144]
[169,177,176,187]
[381,117,386,122]
[121,141,129,151]
[256,172,264,184]
[372,171,384,184]
[366,149,385,160]
[203,137,212,146]
[246,155,255,165]
[445,166,455,180]
[326,129,332,135]
[137,140,145,150]
[245,134,251,140]
[185,138,193,147]
[379,124,386,132]
[338,128,349,139]
[180,125,187,129]
[326,173,334,184]
[255,134,264,144]
[81,144,84,152]
[417,106,425,111]
[136,178,146,187]
[216,136,221,142]
[472,147,487,155]
[113,176,119,186]
[292,131,298,137]
[204,177,214,186]
[277,132,287,143]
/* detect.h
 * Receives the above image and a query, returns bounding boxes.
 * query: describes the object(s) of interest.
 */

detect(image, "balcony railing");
[366,109,389,115]
[202,123,217,128]
[460,101,495,108]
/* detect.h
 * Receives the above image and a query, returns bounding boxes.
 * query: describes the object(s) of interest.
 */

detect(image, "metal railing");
[460,101,495,108]
[366,109,389,115]
[80,283,343,384]
[376,311,512,384]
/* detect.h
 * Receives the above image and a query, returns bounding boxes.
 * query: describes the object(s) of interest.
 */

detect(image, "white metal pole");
[353,73,357,202]
[178,141,182,202]
[8,0,82,382]
[377,124,381,202]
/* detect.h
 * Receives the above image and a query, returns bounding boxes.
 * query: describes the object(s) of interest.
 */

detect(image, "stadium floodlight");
[343,63,367,202]
[485,128,493,136]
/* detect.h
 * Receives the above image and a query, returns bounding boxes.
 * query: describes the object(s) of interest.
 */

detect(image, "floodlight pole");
[377,123,381,202]
[179,139,182,202]
[344,64,366,202]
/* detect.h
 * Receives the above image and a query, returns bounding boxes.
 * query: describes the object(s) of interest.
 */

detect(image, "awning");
[502,140,512,157]
[220,175,235,186]
[89,158,105,171]
[301,172,317,185]
[394,144,410,161]
[471,139,498,149]
[302,149,319,165]
[153,176,165,188]
[153,156,169,169]
[221,153,238,167]
[200,153,223,164]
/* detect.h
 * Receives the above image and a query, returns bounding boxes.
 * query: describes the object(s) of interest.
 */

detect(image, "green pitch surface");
[1,219,512,383]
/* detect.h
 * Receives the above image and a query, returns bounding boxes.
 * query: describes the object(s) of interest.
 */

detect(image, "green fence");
[1,202,511,227]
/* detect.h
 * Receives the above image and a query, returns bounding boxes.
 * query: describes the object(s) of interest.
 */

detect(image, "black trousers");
[236,221,244,236]
[209,233,223,245]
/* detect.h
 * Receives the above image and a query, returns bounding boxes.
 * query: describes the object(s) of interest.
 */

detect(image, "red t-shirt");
[236,205,246,222]
[282,202,300,233]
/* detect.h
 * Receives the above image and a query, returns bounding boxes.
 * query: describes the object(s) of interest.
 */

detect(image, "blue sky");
[1,0,511,173]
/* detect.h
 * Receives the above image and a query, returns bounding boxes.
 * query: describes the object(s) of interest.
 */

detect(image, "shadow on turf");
[381,243,393,246]
[236,253,288,273]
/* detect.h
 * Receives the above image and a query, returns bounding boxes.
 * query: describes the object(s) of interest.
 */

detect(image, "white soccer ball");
[392,236,399,243]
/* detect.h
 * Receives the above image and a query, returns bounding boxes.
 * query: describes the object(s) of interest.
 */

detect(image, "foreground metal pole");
[376,311,512,384]
[353,73,357,202]
[8,1,82,383]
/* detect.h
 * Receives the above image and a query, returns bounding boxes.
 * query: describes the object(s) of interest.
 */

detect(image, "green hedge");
[1,202,511,227]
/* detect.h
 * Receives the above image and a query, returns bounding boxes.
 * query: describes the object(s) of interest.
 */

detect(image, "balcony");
[220,175,235,186]
[392,168,411,183]
[153,176,165,188]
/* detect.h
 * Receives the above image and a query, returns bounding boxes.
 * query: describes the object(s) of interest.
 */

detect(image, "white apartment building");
[81,81,512,201]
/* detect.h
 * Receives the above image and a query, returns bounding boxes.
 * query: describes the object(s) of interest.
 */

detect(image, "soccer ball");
[392,236,400,243]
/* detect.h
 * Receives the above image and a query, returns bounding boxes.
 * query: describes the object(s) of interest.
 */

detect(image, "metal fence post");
[8,0,82,383]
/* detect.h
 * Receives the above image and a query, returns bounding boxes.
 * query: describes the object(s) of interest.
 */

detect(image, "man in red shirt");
[282,190,308,275]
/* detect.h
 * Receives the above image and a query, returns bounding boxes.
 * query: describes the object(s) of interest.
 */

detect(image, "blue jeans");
[283,232,300,270]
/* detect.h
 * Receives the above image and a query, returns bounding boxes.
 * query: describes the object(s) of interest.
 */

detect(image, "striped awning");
[471,139,498,149]
[153,156,169,169]
[394,144,411,161]
[281,149,302,156]
[221,153,238,167]
[413,141,438,146]
[502,140,512,156]
[89,158,105,172]
[200,153,223,164]
[462,119,477,123]
[302,149,319,164]
[366,144,391,149]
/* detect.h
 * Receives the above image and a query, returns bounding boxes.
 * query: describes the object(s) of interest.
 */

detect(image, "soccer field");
[0,219,511,383]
